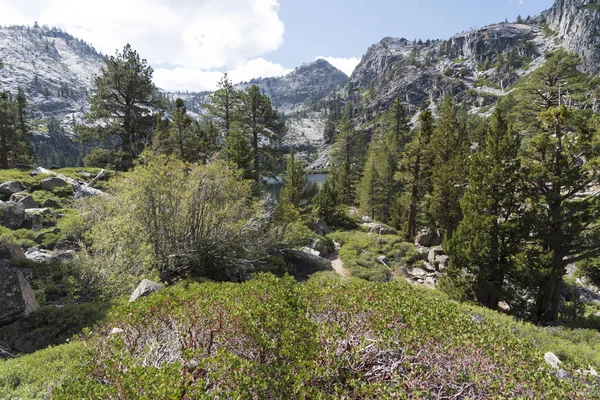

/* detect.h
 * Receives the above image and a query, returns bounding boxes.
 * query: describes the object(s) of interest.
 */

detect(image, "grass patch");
[328,231,422,281]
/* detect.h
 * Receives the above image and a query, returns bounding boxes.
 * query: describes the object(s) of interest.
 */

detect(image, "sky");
[0,0,555,92]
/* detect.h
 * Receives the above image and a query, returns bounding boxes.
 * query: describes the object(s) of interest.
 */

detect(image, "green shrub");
[45,275,599,398]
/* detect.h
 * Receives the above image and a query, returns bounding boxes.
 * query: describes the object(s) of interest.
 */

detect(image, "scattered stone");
[308,238,329,256]
[10,193,37,209]
[307,219,333,236]
[434,255,450,272]
[415,229,441,247]
[129,279,164,302]
[498,301,511,312]
[302,247,321,257]
[0,244,26,262]
[0,181,25,200]
[422,262,436,273]
[407,267,426,278]
[544,352,562,370]
[428,247,446,265]
[0,201,26,229]
[40,177,68,191]
[54,240,79,253]
[424,276,436,287]
[25,248,59,264]
[110,327,124,335]
[42,198,61,209]
[21,213,43,231]
[0,265,40,326]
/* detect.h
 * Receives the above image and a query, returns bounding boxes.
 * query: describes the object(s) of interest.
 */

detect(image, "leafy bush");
[82,155,274,281]
[39,275,599,398]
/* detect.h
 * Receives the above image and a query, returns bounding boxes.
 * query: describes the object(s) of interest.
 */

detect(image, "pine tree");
[315,166,344,226]
[0,91,32,169]
[280,150,311,208]
[516,50,600,324]
[358,140,385,220]
[332,116,366,203]
[237,85,285,183]
[446,108,522,310]
[401,110,435,239]
[221,122,253,179]
[429,95,470,239]
[206,74,239,135]
[172,98,192,161]
[77,44,164,170]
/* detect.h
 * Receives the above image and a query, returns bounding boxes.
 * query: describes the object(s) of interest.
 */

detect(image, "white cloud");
[0,0,287,90]
[316,56,361,76]
[155,58,291,92]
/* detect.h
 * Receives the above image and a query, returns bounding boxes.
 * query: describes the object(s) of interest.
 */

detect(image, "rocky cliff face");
[0,25,104,167]
[545,0,600,73]
[348,0,600,123]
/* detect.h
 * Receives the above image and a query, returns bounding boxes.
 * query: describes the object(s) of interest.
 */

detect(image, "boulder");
[0,244,26,262]
[302,247,321,257]
[282,249,333,280]
[54,240,80,253]
[0,265,40,326]
[308,238,329,257]
[422,262,436,273]
[428,247,446,265]
[407,267,427,278]
[0,181,25,200]
[415,229,441,247]
[544,352,562,370]
[21,213,43,231]
[25,249,59,264]
[40,177,68,191]
[307,219,333,236]
[0,201,26,229]
[10,193,37,209]
[435,255,450,272]
[363,222,396,235]
[42,198,61,209]
[129,279,164,302]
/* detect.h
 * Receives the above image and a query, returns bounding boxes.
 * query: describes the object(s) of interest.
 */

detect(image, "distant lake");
[265,173,329,202]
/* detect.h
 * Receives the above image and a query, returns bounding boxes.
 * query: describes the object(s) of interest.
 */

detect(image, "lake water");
[265,173,329,202]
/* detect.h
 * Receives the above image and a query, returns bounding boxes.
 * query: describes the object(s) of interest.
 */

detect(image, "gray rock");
[0,244,26,262]
[21,213,43,231]
[129,279,164,302]
[54,240,79,253]
[307,219,333,236]
[544,352,562,370]
[0,265,40,326]
[302,247,321,257]
[282,249,333,279]
[435,255,450,272]
[308,238,329,257]
[422,262,436,273]
[415,229,441,247]
[110,327,124,335]
[0,181,24,199]
[10,193,37,209]
[0,201,25,229]
[40,177,68,191]
[407,267,426,278]
[25,249,58,264]
[428,247,446,265]
[42,198,61,209]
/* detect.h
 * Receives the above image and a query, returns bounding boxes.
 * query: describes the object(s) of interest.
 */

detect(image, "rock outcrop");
[0,246,40,326]
[0,201,26,229]
[129,279,164,302]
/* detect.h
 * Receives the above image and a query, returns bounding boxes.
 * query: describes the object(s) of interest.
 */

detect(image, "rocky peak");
[242,59,348,113]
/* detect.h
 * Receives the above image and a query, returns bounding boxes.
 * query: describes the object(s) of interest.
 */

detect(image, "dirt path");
[328,241,349,278]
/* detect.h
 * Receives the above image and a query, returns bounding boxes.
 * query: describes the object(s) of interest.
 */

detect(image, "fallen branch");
[34,167,106,197]
[86,169,106,188]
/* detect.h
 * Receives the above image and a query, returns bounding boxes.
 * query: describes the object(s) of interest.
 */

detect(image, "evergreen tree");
[315,166,346,227]
[206,74,239,135]
[237,85,285,183]
[401,110,435,239]
[387,97,411,155]
[332,116,366,203]
[358,140,385,220]
[446,108,523,310]
[221,122,253,179]
[15,87,29,137]
[172,98,192,161]
[78,44,163,170]
[0,91,32,168]
[280,150,311,208]
[429,95,469,239]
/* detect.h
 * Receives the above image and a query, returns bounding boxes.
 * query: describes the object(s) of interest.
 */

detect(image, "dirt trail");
[328,241,349,278]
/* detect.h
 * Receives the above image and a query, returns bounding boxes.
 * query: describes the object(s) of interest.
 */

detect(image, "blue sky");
[272,0,555,68]
[0,0,556,91]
